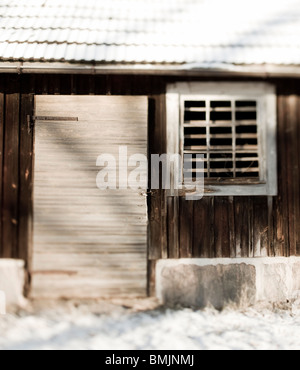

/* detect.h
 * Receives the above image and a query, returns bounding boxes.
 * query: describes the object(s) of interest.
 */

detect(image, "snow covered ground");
[0,299,300,350]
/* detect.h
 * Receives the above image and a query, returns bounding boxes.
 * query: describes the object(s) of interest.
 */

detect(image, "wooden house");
[0,0,300,306]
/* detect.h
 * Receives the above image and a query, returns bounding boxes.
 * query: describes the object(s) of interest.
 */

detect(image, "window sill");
[169,181,277,198]
[187,178,266,186]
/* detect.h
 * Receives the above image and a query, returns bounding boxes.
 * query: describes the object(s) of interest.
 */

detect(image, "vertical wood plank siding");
[0,74,300,297]
[2,93,20,258]
[18,94,34,293]
[148,95,168,260]
[164,92,300,259]
[0,93,4,256]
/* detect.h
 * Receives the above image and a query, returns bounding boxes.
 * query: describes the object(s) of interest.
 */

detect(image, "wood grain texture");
[167,197,179,258]
[160,95,168,260]
[193,198,212,258]
[148,95,168,260]
[33,96,148,299]
[167,196,279,259]
[274,95,291,256]
[214,197,231,258]
[148,97,161,260]
[147,260,157,297]
[179,198,193,258]
[285,96,300,256]
[228,197,236,258]
[0,93,4,256]
[2,94,20,258]
[297,96,300,256]
[253,197,269,257]
[236,198,250,258]
[18,94,34,294]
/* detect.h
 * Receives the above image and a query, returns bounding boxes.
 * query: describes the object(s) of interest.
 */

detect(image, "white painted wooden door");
[32,96,148,299]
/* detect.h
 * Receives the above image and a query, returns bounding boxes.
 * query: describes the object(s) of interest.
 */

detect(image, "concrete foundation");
[156,258,300,309]
[0,259,26,311]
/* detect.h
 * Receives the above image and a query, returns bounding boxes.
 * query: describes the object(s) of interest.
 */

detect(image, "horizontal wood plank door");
[33,96,148,298]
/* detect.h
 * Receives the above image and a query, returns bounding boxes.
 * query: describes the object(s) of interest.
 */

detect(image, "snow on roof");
[0,0,300,67]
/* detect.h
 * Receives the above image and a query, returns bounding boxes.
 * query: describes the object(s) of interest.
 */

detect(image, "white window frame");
[166,82,277,197]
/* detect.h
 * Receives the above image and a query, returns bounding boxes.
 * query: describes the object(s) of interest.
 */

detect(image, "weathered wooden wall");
[0,82,34,293]
[149,80,300,260]
[0,74,300,297]
[0,74,164,295]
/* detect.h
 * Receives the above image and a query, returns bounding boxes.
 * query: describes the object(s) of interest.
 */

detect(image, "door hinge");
[33,116,79,122]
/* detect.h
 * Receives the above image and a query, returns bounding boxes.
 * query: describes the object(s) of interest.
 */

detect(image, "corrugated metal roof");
[0,0,300,66]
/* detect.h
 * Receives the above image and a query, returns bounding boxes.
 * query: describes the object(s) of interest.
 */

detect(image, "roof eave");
[1,62,300,78]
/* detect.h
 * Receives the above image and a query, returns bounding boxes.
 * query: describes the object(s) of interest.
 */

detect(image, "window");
[167,83,277,196]
[183,99,260,180]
